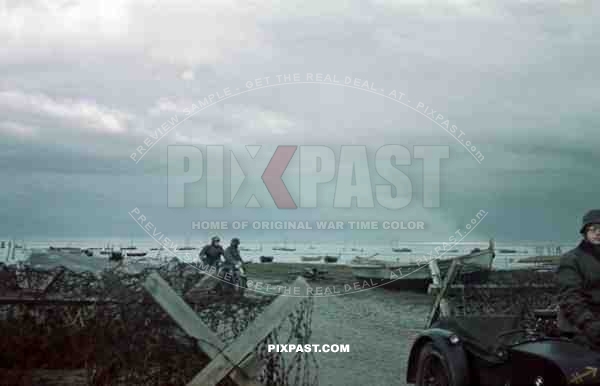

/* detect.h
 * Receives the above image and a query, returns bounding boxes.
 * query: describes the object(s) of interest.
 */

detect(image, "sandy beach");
[243,262,440,386]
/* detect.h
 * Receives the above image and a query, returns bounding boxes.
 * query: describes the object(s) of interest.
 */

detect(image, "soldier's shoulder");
[559,247,582,264]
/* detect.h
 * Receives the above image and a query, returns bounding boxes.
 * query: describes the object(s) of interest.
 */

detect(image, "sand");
[247,262,432,386]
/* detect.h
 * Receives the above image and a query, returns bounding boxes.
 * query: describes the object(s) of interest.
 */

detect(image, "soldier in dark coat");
[223,238,243,269]
[199,236,225,267]
[557,209,600,345]
[220,238,244,294]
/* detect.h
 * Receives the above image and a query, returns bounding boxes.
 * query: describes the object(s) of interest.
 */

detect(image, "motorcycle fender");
[406,328,470,385]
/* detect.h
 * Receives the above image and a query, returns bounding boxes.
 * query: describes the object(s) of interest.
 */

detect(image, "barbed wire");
[0,261,318,386]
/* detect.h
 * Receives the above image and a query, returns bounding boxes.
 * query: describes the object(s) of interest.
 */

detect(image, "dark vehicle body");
[406,314,600,385]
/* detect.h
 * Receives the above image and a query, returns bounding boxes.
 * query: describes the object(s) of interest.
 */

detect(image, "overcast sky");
[0,0,598,243]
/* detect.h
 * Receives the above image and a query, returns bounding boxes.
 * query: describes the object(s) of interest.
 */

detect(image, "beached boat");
[323,255,339,263]
[350,241,495,292]
[260,256,274,263]
[301,256,322,262]
[351,254,391,265]
[49,246,82,254]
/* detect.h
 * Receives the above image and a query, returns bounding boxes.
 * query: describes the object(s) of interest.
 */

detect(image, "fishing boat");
[392,248,412,253]
[301,256,322,262]
[346,240,365,252]
[272,240,296,252]
[177,236,197,251]
[260,256,274,263]
[240,242,262,252]
[126,250,148,257]
[323,255,339,263]
[350,240,495,292]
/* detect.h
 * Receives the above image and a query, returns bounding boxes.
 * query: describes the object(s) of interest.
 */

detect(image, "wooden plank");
[143,273,261,386]
[428,260,449,317]
[428,260,442,287]
[426,259,460,328]
[187,276,310,386]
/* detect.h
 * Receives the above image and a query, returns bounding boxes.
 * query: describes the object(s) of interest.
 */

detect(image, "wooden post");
[426,259,461,328]
[428,260,450,318]
[143,273,261,386]
[5,240,11,261]
[428,260,442,288]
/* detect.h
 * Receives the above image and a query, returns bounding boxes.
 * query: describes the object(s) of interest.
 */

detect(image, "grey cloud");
[0,0,599,241]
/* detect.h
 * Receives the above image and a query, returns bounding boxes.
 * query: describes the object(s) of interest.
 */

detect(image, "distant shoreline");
[517,255,560,264]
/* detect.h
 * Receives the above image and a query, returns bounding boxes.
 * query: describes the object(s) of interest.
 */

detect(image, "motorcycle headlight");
[449,335,460,345]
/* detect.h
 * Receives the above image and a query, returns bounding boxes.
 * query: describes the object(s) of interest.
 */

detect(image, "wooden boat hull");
[323,256,339,263]
[350,249,495,292]
[260,256,274,263]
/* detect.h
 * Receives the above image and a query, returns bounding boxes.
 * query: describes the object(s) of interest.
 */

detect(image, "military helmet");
[211,236,220,242]
[231,238,240,245]
[580,210,600,234]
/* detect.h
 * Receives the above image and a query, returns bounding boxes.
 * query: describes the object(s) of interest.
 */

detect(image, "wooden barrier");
[143,272,310,386]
